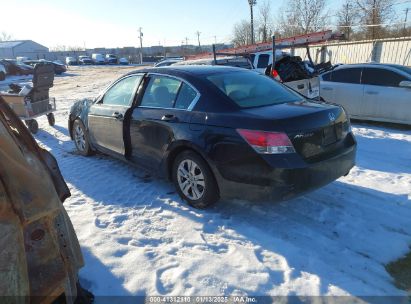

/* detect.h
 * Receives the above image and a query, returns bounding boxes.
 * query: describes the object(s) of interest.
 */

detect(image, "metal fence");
[290,36,411,66]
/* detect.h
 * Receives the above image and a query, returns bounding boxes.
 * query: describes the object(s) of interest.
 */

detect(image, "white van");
[92,54,105,65]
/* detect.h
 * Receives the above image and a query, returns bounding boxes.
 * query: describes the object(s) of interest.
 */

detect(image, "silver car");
[320,63,411,125]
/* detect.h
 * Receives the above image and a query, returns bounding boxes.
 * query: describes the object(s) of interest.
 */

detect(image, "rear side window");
[175,83,198,109]
[330,68,362,84]
[207,71,301,108]
[141,76,182,108]
[362,68,407,87]
[257,54,270,68]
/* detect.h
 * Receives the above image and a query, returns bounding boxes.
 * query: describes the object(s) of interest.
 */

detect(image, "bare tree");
[337,0,359,40]
[0,32,13,41]
[278,0,328,37]
[232,20,253,46]
[258,0,272,42]
[356,0,394,39]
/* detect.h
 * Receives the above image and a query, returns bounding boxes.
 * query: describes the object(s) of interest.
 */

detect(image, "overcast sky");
[1,0,409,49]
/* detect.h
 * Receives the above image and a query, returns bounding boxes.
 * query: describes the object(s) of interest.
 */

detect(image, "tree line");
[233,0,410,46]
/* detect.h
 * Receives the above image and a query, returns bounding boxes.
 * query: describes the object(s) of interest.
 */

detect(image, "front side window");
[321,72,332,81]
[362,68,407,87]
[330,68,362,84]
[141,75,182,108]
[207,71,301,108]
[102,75,142,106]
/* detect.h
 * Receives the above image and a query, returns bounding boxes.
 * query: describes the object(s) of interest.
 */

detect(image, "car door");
[361,67,411,122]
[88,74,143,155]
[320,67,364,117]
[129,74,200,170]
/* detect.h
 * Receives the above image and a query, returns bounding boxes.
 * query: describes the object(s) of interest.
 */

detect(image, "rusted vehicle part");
[0,96,85,303]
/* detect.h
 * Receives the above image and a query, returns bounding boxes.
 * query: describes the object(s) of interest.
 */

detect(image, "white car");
[92,53,105,65]
[154,58,183,67]
[0,63,6,81]
[320,63,411,125]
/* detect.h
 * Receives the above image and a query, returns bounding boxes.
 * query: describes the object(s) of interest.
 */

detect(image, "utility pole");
[248,0,257,44]
[404,8,410,32]
[185,37,189,46]
[138,27,143,64]
[195,31,201,48]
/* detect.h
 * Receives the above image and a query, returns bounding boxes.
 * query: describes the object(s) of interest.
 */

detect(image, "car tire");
[172,150,219,209]
[72,119,93,156]
[0,72,5,81]
[25,119,39,134]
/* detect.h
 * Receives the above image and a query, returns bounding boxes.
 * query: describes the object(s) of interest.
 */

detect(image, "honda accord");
[69,66,356,208]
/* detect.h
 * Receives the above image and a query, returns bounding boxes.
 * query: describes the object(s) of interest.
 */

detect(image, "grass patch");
[386,249,411,293]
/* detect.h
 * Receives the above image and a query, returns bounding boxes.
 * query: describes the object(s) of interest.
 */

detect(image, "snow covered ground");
[5,66,411,298]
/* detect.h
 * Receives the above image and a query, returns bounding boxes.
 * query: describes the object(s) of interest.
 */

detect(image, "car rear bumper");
[214,144,356,201]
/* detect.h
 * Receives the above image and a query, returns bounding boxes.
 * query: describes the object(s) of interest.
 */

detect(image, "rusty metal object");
[0,96,84,304]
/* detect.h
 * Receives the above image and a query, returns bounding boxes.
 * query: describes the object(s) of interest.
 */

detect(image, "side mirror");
[399,80,411,88]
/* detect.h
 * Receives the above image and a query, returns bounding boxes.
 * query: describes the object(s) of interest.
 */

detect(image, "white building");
[0,40,49,59]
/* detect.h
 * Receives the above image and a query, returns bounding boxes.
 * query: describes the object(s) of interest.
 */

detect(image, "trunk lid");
[207,101,352,161]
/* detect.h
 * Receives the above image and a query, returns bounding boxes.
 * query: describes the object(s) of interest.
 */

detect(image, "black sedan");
[24,60,67,75]
[69,66,356,208]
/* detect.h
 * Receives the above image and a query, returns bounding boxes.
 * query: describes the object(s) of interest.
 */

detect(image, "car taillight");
[237,129,295,154]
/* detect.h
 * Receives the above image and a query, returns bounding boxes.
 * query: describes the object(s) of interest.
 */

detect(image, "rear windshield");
[206,71,302,108]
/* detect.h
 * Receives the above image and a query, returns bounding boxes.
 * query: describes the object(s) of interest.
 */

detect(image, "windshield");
[206,71,302,108]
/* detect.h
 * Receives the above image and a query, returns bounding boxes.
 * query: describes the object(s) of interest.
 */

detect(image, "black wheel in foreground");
[25,119,39,134]
[172,150,219,209]
[47,113,55,126]
[72,119,93,156]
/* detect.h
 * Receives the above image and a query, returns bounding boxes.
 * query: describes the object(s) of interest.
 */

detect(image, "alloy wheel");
[74,124,86,152]
[177,159,205,200]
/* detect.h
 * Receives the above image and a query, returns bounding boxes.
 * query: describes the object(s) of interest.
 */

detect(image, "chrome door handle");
[322,87,333,91]
[366,91,378,95]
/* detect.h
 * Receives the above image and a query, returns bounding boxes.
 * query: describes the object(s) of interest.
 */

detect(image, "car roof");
[334,63,406,69]
[126,65,247,77]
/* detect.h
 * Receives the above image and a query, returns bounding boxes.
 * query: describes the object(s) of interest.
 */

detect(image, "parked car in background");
[174,56,254,69]
[0,59,34,75]
[106,54,118,64]
[24,59,67,75]
[154,58,183,67]
[92,53,105,65]
[320,63,411,125]
[119,57,129,65]
[0,63,6,81]
[66,56,78,65]
[78,56,93,65]
[69,66,356,209]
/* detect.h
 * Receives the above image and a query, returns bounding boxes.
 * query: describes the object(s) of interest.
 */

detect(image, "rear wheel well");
[167,146,215,183]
